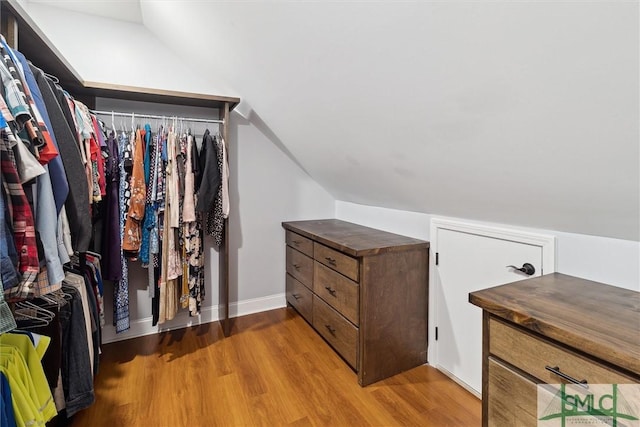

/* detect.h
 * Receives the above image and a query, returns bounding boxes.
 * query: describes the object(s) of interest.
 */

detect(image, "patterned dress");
[115,131,131,333]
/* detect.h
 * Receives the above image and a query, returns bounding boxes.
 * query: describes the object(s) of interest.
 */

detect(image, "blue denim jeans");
[59,285,95,417]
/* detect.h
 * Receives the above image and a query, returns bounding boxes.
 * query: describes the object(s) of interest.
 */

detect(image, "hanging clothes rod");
[91,110,224,124]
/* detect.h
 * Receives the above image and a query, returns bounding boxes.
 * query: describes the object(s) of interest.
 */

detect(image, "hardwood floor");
[72,308,481,426]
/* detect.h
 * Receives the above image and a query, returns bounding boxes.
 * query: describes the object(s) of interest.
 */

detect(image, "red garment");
[90,116,106,197]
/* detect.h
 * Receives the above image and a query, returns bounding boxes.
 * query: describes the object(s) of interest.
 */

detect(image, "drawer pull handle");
[325,257,337,265]
[324,286,337,296]
[292,240,302,245]
[292,264,300,270]
[545,366,589,389]
[325,324,336,335]
[292,293,301,300]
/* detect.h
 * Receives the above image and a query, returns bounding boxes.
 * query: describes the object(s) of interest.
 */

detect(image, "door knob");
[506,263,536,276]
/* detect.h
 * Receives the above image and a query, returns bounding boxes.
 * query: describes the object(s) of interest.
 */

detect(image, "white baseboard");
[435,364,482,399]
[102,293,286,344]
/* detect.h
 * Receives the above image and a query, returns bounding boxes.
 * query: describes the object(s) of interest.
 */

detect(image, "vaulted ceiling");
[18,0,640,241]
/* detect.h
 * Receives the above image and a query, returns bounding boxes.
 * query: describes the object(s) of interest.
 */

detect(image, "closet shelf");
[0,0,240,110]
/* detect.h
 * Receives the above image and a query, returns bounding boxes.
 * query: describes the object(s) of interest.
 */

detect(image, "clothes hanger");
[36,290,68,308]
[13,302,54,325]
[13,310,49,327]
[82,250,102,260]
[43,71,60,84]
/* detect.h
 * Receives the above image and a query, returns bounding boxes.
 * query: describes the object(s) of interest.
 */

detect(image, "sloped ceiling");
[28,0,142,23]
[22,1,640,241]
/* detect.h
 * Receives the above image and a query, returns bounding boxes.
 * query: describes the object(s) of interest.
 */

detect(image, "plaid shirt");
[1,126,39,300]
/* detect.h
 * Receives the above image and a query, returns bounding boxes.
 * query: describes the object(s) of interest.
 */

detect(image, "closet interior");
[0,0,239,424]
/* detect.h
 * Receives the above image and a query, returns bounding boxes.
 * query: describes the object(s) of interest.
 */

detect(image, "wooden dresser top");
[282,219,429,257]
[469,273,640,377]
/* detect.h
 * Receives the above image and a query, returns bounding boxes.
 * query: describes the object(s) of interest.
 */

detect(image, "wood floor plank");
[71,308,481,426]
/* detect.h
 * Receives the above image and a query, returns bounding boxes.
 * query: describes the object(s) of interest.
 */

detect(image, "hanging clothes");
[101,131,121,282]
[207,136,226,248]
[33,67,91,253]
[182,134,204,315]
[114,131,131,333]
[122,128,146,258]
[1,125,40,300]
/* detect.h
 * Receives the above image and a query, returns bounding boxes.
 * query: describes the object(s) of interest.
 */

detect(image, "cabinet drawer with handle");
[489,317,636,386]
[286,231,313,257]
[313,295,358,369]
[313,243,359,282]
[286,246,313,288]
[286,274,313,323]
[314,262,359,325]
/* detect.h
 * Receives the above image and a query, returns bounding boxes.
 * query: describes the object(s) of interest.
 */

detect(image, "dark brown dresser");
[282,219,430,386]
[469,273,640,427]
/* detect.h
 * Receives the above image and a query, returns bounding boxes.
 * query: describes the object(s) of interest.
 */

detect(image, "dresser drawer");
[313,295,358,369]
[489,317,636,385]
[286,246,313,288]
[286,274,313,323]
[488,357,540,427]
[314,243,359,282]
[286,231,313,257]
[314,262,359,325]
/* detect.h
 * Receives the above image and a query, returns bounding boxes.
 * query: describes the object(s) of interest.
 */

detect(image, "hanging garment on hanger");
[206,136,226,248]
[63,272,94,375]
[182,133,204,315]
[114,130,130,333]
[0,169,20,291]
[139,125,155,267]
[2,46,60,170]
[1,126,39,300]
[33,164,65,296]
[182,134,196,223]
[0,40,49,155]
[195,129,220,215]
[57,284,94,417]
[158,128,180,324]
[17,58,69,214]
[165,129,181,281]
[122,128,146,257]
[90,115,107,198]
[32,67,91,253]
[101,131,121,282]
[220,136,230,219]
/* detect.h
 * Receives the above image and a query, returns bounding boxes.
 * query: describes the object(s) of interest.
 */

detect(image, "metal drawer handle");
[325,257,337,265]
[545,366,589,389]
[292,240,302,245]
[324,286,337,296]
[292,264,300,270]
[292,293,301,300]
[325,324,336,335]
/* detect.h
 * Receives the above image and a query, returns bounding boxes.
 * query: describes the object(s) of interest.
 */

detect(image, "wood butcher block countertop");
[282,219,429,257]
[469,273,640,378]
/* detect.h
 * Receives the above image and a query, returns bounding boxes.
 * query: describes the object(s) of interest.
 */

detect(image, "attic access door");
[429,218,555,396]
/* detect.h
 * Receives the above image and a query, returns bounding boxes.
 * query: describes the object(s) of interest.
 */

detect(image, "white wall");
[21,2,234,96]
[336,201,640,291]
[140,1,639,242]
